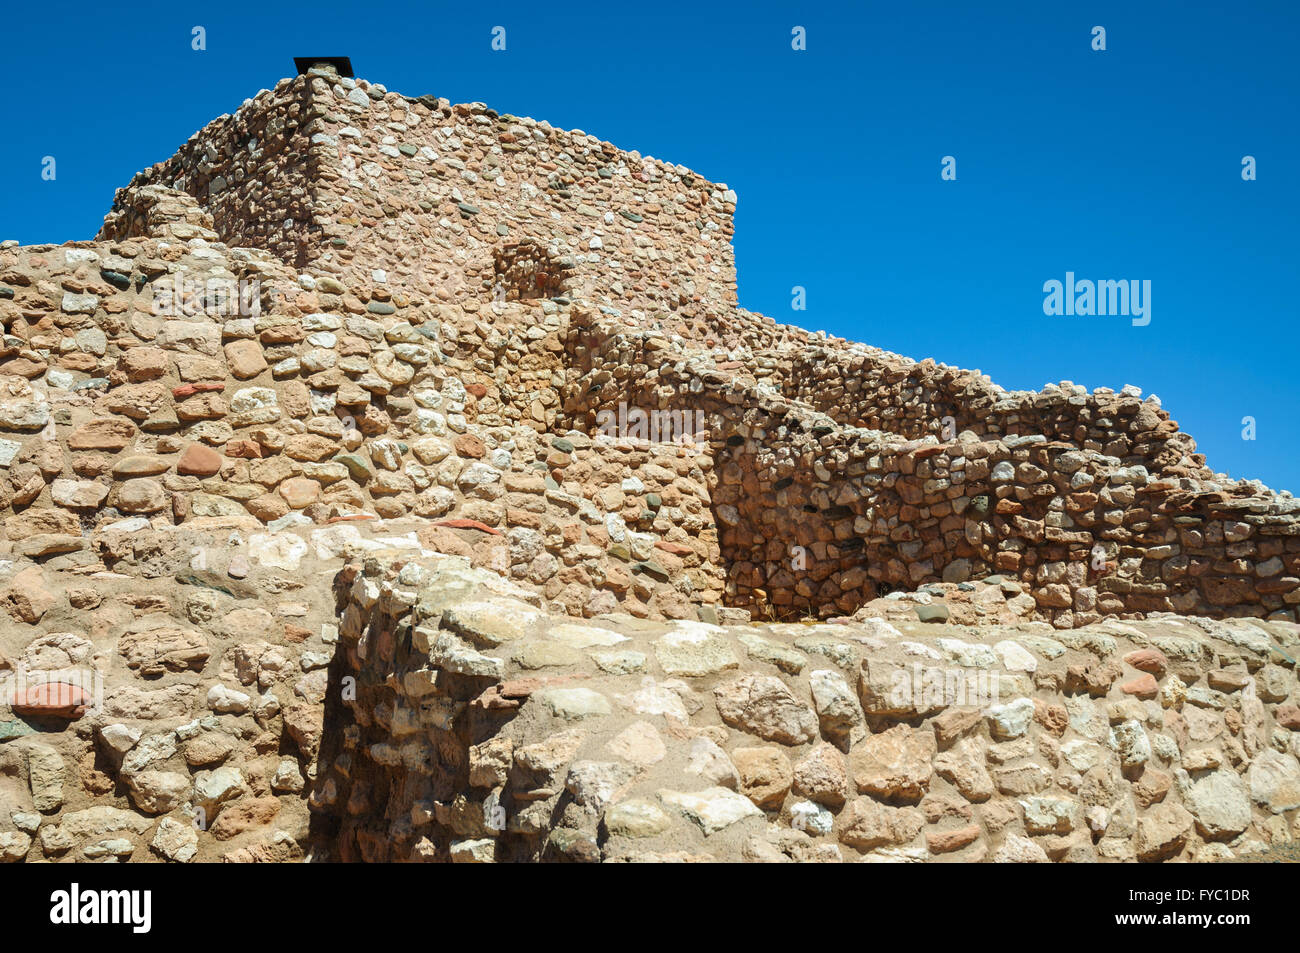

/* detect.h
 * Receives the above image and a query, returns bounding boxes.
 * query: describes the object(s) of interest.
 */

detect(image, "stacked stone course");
[319,552,1300,863]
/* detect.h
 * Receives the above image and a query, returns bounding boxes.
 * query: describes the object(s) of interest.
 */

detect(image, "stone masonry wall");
[780,344,1210,479]
[562,314,1300,626]
[4,67,1300,865]
[100,70,739,324]
[318,552,1300,862]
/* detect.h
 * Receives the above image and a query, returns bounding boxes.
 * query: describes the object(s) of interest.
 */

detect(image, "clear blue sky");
[3,1,1296,490]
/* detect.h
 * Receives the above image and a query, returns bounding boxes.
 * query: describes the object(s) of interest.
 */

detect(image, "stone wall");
[780,344,1210,479]
[3,66,1300,865]
[561,314,1300,626]
[100,70,740,324]
[0,226,714,622]
[0,523,336,862]
[317,552,1300,862]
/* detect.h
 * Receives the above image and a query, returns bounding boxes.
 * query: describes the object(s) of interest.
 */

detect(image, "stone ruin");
[0,64,1297,864]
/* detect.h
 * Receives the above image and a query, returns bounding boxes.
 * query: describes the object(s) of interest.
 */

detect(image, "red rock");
[325,513,377,524]
[453,434,486,459]
[926,824,981,854]
[1276,704,1300,730]
[172,381,225,399]
[11,681,92,718]
[465,383,487,398]
[279,477,321,509]
[654,540,693,556]
[224,439,263,459]
[177,442,223,477]
[1124,649,1169,675]
[432,518,502,536]
[1121,674,1159,699]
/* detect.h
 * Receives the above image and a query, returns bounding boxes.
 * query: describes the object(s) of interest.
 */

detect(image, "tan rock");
[224,340,268,379]
[178,443,223,476]
[732,746,793,809]
[851,724,936,803]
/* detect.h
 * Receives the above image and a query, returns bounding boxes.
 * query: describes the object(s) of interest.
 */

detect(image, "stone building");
[0,65,1296,863]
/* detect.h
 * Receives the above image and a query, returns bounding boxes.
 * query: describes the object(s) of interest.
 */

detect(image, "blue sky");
[2,0,1296,490]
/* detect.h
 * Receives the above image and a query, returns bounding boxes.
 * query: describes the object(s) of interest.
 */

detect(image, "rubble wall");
[318,552,1300,862]
[563,316,1300,626]
[100,72,739,323]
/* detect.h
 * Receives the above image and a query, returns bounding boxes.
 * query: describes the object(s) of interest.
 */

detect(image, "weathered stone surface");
[850,724,936,803]
[714,675,818,745]
[0,66,1296,868]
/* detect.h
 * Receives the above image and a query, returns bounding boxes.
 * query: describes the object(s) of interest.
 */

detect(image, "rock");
[192,767,247,818]
[653,623,739,676]
[0,831,32,862]
[279,477,321,509]
[713,674,818,745]
[536,687,611,720]
[736,632,806,674]
[991,834,1050,863]
[605,799,672,838]
[1020,796,1080,834]
[3,567,56,623]
[658,787,762,835]
[24,744,65,812]
[1248,749,1300,814]
[850,724,936,803]
[68,417,136,451]
[225,339,267,379]
[10,681,91,718]
[684,736,739,788]
[152,817,199,862]
[1185,769,1252,841]
[113,478,166,513]
[927,824,981,854]
[606,721,666,766]
[934,737,995,802]
[835,797,924,850]
[512,729,586,800]
[732,747,793,809]
[809,668,866,750]
[178,442,224,476]
[126,770,191,814]
[566,761,637,811]
[986,698,1035,740]
[207,684,252,714]
[793,743,849,808]
[1135,803,1193,861]
[443,599,543,646]
[118,624,209,675]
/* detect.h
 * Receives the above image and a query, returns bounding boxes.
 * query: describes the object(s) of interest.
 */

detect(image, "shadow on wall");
[490,241,575,303]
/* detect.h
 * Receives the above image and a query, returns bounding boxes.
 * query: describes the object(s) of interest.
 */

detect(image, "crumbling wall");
[781,345,1209,479]
[318,552,1300,862]
[562,314,1300,626]
[98,76,325,269]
